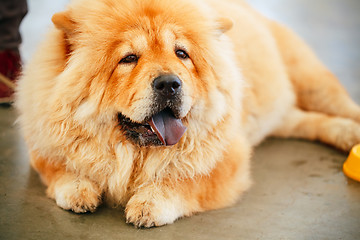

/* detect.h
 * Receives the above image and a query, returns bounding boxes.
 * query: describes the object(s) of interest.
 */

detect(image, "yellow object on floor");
[343,144,360,182]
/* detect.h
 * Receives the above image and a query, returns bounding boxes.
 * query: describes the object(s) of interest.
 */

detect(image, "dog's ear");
[217,17,233,33]
[52,11,78,59]
[52,11,77,36]
[216,17,233,34]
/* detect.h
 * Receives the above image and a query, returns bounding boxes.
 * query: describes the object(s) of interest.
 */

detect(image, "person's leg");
[0,0,27,104]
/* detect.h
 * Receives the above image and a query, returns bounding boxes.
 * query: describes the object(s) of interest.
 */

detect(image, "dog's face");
[106,22,197,146]
[52,0,234,147]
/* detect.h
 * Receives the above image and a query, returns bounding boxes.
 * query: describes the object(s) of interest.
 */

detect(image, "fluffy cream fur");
[16,0,360,227]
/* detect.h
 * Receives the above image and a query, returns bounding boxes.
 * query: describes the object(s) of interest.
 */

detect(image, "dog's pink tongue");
[149,110,187,146]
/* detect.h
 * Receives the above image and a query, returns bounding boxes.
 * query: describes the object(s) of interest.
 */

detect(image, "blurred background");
[20,0,68,62]
[1,0,359,239]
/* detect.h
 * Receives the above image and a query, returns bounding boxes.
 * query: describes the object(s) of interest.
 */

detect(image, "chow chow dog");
[16,0,360,227]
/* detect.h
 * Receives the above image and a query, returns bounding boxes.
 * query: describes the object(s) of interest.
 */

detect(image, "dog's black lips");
[118,112,163,146]
[118,107,187,146]
[118,92,187,146]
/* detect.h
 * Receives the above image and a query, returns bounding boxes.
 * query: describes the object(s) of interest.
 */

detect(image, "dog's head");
[52,0,238,147]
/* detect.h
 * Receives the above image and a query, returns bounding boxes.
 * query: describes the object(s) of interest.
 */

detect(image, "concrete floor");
[1,0,360,239]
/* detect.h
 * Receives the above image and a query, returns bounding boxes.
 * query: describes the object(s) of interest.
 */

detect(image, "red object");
[0,50,21,104]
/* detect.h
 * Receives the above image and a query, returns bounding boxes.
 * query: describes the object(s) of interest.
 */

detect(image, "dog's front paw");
[50,176,102,213]
[125,200,158,228]
[125,191,184,228]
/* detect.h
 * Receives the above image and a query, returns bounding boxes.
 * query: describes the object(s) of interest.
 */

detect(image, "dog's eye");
[120,54,138,64]
[175,49,189,60]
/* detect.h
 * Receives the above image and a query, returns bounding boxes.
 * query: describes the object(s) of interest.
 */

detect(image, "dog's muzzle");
[118,74,187,147]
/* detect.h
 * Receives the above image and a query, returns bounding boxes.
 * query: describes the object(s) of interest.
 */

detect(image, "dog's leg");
[125,138,251,228]
[30,152,102,213]
[269,21,360,123]
[273,108,360,152]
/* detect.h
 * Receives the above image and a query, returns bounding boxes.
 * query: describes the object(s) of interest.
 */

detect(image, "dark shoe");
[0,49,21,104]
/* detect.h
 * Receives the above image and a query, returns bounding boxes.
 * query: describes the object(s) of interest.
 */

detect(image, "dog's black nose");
[153,75,182,98]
